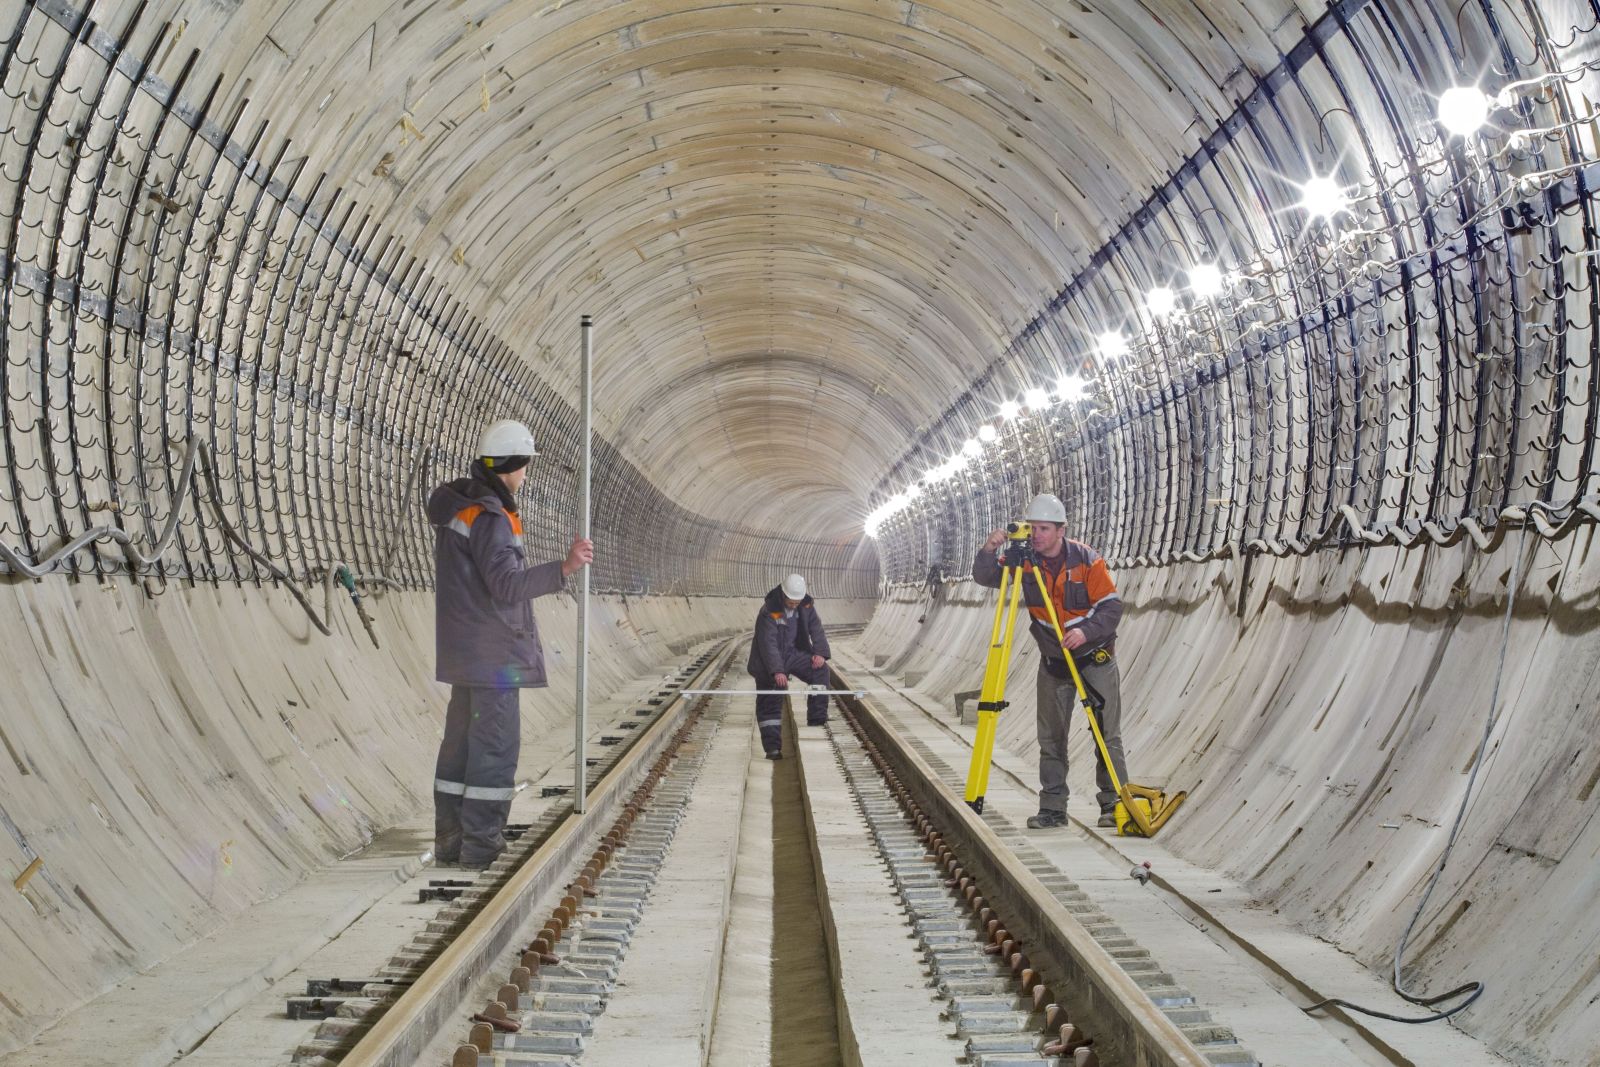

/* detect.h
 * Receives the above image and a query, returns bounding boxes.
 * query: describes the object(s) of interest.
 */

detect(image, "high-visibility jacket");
[972,539,1122,663]
[427,475,565,688]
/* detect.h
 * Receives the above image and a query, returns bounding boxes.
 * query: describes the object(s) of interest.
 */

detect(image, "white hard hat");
[781,573,807,600]
[478,418,538,459]
[1024,493,1067,523]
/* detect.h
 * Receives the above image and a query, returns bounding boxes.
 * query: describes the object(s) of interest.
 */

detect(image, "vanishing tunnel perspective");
[0,0,1596,1065]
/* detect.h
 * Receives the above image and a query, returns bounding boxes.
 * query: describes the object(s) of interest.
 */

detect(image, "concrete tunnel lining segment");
[0,0,1597,1063]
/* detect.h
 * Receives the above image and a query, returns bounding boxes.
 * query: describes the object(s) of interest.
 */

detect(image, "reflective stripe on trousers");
[754,650,830,755]
[434,779,516,801]
[433,685,521,864]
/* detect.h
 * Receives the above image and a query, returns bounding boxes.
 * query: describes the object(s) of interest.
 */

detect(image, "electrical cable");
[0,437,202,579]
[0,438,379,648]
[1303,523,1530,1024]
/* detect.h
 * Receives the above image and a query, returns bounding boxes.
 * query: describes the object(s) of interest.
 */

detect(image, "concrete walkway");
[705,724,777,1066]
[835,648,1511,1067]
[791,712,963,1065]
[582,710,751,1066]
[0,658,713,1067]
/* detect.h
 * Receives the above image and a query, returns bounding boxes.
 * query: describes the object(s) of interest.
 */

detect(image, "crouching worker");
[428,418,593,869]
[746,573,832,759]
[973,493,1129,829]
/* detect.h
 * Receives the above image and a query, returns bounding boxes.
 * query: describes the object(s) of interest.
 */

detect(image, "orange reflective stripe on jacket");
[448,504,523,538]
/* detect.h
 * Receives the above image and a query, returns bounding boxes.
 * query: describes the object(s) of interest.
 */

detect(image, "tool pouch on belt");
[1041,645,1113,680]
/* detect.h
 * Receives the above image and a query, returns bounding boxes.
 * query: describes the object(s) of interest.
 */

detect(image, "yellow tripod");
[963,523,1188,837]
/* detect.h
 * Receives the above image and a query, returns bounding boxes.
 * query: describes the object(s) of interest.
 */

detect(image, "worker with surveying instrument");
[973,493,1128,829]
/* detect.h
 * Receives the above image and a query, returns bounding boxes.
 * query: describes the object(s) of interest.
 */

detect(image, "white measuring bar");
[678,687,879,696]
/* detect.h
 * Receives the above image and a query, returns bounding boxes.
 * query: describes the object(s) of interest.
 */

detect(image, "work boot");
[1025,810,1068,829]
[764,751,782,761]
[461,842,507,871]
[1096,810,1117,829]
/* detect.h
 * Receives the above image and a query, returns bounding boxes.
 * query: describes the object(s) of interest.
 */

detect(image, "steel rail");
[334,638,738,1067]
[831,664,1215,1067]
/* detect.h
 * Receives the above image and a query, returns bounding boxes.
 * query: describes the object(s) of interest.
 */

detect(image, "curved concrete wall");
[0,579,868,1053]
[858,532,1600,1066]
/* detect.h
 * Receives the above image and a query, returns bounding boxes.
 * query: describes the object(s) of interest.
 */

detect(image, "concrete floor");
[0,644,725,1067]
[581,707,750,1066]
[584,707,848,1067]
[833,647,1512,1067]
[0,628,1539,1067]
[790,713,963,1065]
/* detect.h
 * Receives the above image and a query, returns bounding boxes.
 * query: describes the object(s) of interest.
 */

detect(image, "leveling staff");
[428,418,594,870]
[973,493,1128,829]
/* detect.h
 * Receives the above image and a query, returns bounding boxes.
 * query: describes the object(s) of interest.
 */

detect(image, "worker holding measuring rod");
[427,418,594,870]
[973,493,1128,829]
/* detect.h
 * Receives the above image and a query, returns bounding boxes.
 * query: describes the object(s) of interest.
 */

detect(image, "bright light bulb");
[1146,286,1177,317]
[977,424,998,442]
[1057,374,1087,402]
[1024,387,1051,409]
[1438,86,1490,137]
[962,438,982,457]
[903,483,921,501]
[1097,330,1128,359]
[999,400,1021,420]
[1189,263,1224,298]
[1299,175,1348,219]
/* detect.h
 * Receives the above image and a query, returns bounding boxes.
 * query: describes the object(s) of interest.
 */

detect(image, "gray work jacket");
[747,586,831,678]
[428,477,565,688]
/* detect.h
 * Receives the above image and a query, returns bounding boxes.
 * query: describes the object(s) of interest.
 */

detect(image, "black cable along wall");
[870,0,1600,583]
[0,0,879,599]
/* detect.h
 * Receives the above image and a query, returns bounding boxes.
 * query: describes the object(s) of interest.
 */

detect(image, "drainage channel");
[289,642,733,1067]
[829,681,1256,1067]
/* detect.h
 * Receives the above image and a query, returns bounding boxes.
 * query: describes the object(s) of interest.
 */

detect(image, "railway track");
[282,641,1255,1067]
[288,641,737,1067]
[828,664,1257,1067]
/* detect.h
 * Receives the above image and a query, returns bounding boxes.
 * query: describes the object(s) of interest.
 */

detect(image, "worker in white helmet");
[974,492,1128,829]
[426,418,594,869]
[745,572,832,759]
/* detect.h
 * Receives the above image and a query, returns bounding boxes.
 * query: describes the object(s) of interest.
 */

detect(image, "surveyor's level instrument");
[963,523,1188,837]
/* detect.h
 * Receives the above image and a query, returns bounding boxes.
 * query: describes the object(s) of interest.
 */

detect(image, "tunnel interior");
[1,1,1599,1065]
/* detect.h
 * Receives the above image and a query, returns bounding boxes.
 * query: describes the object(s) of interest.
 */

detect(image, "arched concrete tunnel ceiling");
[165,0,1286,539]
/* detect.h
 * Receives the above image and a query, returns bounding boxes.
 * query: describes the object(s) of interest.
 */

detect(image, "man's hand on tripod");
[1061,628,1087,651]
[981,529,1007,552]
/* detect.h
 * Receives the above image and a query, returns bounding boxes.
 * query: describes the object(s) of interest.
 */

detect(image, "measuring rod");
[678,688,882,696]
[575,314,593,814]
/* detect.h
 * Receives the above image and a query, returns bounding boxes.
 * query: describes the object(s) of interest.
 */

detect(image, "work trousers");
[434,685,520,865]
[1035,658,1129,815]
[754,650,830,755]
